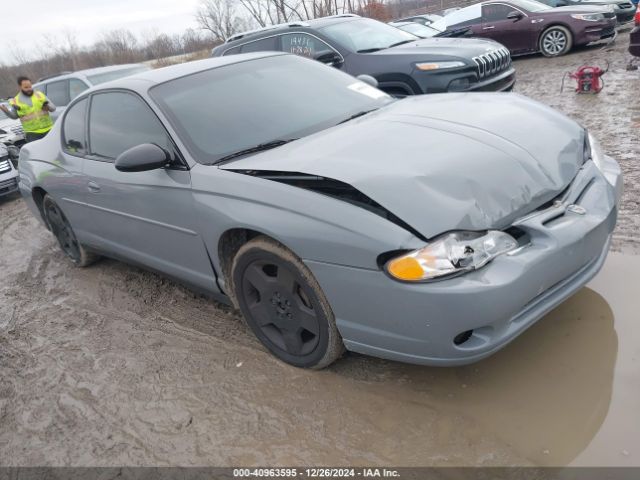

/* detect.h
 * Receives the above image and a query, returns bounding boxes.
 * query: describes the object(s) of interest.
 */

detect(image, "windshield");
[150,55,393,164]
[507,0,552,11]
[87,65,150,85]
[321,18,418,53]
[394,22,440,38]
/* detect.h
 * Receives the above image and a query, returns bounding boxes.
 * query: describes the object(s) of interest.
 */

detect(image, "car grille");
[0,158,12,174]
[0,177,17,191]
[601,26,616,38]
[618,2,633,8]
[472,47,512,79]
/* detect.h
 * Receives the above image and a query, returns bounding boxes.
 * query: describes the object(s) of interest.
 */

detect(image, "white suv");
[33,63,150,121]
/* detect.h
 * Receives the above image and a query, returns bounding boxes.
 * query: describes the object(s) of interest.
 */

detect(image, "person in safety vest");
[0,76,56,143]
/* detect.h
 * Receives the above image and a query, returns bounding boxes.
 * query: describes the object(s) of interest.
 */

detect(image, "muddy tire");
[42,194,99,267]
[540,26,572,57]
[231,236,344,369]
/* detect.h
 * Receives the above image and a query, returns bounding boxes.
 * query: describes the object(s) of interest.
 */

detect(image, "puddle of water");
[331,252,637,466]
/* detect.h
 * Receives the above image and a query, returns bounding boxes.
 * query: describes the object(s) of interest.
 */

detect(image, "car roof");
[224,14,362,44]
[35,63,148,85]
[80,52,288,94]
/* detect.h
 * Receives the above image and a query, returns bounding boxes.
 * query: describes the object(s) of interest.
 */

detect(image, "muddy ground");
[0,31,639,467]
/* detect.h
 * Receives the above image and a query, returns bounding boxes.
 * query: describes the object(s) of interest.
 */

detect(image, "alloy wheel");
[543,30,567,56]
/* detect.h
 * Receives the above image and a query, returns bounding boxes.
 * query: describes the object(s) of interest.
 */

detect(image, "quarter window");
[88,92,174,160]
[46,80,71,106]
[62,98,87,155]
[280,33,334,59]
[240,37,278,53]
[483,4,517,21]
[69,79,90,100]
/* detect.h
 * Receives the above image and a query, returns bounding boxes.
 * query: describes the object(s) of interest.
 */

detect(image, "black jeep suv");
[212,14,516,96]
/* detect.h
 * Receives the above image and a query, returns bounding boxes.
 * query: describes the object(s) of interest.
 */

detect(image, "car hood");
[371,37,504,59]
[222,93,584,239]
[0,117,18,130]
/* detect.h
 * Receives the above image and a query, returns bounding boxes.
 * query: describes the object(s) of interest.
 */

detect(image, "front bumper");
[305,156,622,366]
[463,67,516,92]
[579,20,618,45]
[0,166,19,197]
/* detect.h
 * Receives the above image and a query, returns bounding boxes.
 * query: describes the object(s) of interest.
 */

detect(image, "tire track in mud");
[0,195,526,466]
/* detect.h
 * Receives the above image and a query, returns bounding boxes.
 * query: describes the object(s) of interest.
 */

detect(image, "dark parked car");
[442,0,616,56]
[394,14,444,25]
[536,0,634,24]
[212,14,516,95]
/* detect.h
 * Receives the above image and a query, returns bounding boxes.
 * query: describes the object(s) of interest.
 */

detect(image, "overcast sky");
[0,0,202,64]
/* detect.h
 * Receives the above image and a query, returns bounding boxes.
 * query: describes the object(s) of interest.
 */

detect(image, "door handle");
[483,25,495,30]
[87,181,101,193]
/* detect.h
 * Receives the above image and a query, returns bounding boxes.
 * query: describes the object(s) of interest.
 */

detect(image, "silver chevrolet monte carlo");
[19,52,622,369]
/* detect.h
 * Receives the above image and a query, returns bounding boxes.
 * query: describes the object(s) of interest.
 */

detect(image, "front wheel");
[42,194,99,267]
[540,26,573,57]
[231,236,344,369]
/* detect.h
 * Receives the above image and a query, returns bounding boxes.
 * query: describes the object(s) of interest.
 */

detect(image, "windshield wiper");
[357,39,415,53]
[338,109,378,125]
[214,139,297,165]
[357,47,384,53]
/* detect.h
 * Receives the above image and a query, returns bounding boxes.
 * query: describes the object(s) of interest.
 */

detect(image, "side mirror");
[7,145,20,161]
[356,74,379,88]
[115,143,170,172]
[314,51,343,67]
[506,11,524,21]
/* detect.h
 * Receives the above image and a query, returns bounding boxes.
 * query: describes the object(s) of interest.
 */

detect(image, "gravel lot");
[0,31,639,467]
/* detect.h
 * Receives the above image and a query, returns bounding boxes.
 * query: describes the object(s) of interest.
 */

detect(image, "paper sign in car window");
[348,82,389,100]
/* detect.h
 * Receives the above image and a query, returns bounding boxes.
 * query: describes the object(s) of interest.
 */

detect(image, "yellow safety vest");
[10,91,53,134]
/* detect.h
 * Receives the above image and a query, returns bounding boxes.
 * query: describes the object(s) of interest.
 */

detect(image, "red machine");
[562,63,608,94]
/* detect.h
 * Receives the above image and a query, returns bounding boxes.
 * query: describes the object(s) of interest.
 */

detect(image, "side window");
[446,4,482,27]
[280,33,334,59]
[483,4,517,21]
[240,37,278,53]
[62,98,88,155]
[222,46,242,56]
[46,80,71,106]
[69,79,89,100]
[88,92,174,161]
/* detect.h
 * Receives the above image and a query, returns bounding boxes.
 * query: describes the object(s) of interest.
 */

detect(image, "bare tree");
[196,0,250,41]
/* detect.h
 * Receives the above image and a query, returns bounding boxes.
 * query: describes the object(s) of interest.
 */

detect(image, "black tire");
[42,194,99,267]
[539,26,573,57]
[231,236,344,369]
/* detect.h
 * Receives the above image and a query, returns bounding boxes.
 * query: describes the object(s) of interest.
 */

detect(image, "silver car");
[19,53,622,369]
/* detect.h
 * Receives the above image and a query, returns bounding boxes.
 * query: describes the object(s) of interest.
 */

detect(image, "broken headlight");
[385,231,518,282]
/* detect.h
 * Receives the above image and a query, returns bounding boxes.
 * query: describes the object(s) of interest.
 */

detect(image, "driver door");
[81,90,216,291]
[479,3,533,54]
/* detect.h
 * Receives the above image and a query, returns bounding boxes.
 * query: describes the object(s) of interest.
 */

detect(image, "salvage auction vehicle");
[19,53,622,369]
[212,14,515,95]
[442,0,616,56]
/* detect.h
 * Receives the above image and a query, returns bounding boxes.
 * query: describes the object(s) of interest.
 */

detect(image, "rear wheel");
[231,236,344,369]
[540,26,573,57]
[42,194,99,267]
